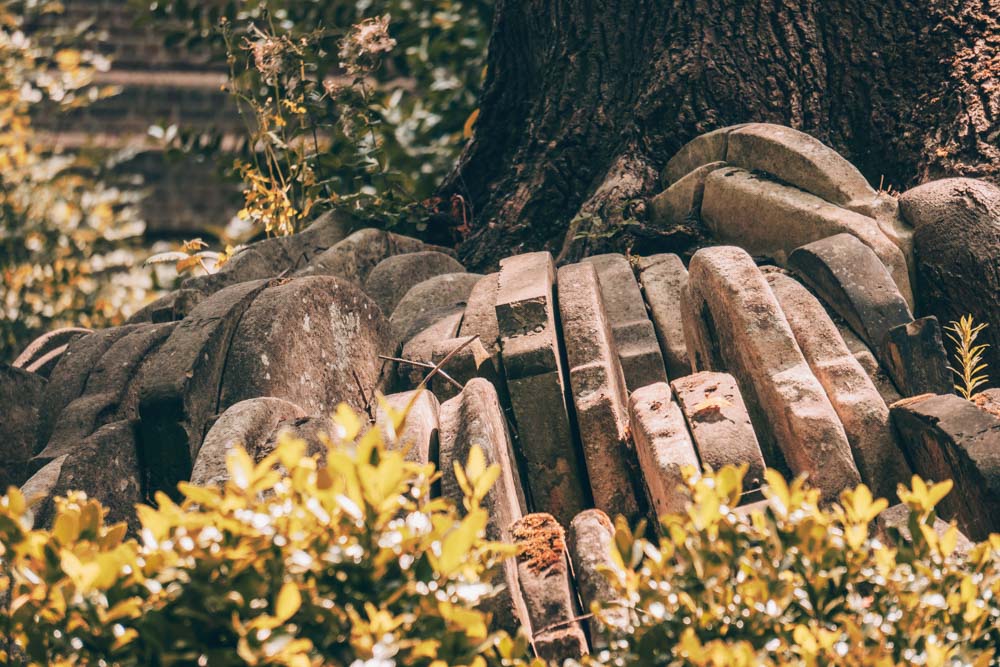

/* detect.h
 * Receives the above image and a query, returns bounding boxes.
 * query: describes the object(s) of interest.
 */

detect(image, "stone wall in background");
[32,0,242,238]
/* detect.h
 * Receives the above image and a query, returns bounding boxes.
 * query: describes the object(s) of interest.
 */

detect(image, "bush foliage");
[0,1,155,360]
[140,0,492,237]
[1,401,998,665]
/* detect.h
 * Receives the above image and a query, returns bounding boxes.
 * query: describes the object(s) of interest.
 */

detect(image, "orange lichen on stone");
[973,389,1000,419]
[511,513,566,575]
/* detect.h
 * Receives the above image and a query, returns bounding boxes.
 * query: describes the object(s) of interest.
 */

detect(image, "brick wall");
[33,0,245,238]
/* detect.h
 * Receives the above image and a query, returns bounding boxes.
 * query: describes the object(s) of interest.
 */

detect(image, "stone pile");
[4,123,1000,660]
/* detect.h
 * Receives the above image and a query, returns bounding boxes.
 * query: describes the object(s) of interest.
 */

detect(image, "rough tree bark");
[442,0,1000,270]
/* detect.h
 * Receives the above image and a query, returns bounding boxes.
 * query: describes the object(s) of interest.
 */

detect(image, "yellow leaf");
[463,108,480,139]
[334,403,363,442]
[54,49,82,71]
[939,524,959,557]
[52,510,80,544]
[227,447,256,490]
[472,463,501,502]
[175,255,202,274]
[926,479,953,508]
[275,581,301,622]
[178,482,221,507]
[466,444,487,482]
[764,469,790,515]
[436,509,487,575]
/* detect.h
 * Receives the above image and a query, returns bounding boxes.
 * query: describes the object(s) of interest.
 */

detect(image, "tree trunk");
[442,0,1000,270]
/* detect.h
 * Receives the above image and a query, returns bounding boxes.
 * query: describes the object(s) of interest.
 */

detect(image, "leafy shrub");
[139,0,492,237]
[586,467,1000,666]
[0,402,538,666]
[0,1,156,360]
[1,402,998,665]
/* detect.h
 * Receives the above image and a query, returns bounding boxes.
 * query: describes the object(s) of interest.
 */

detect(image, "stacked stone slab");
[890,394,1000,541]
[495,252,587,526]
[12,124,1000,662]
[656,123,913,308]
[900,178,1000,375]
[670,371,766,500]
[12,327,91,377]
[682,246,861,503]
[557,262,640,520]
[511,513,588,661]
[636,253,691,379]
[628,382,700,517]
[35,321,177,468]
[787,233,950,397]
[582,254,668,392]
[0,365,46,488]
[375,389,440,465]
[191,397,307,486]
[363,250,465,316]
[567,510,626,648]
[219,276,393,418]
[138,279,272,497]
[389,272,481,344]
[766,272,911,500]
[438,379,529,635]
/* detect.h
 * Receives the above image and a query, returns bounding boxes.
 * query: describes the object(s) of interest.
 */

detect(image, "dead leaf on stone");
[692,396,732,420]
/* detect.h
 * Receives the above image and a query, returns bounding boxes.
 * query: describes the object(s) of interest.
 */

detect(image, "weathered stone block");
[24,421,142,530]
[0,364,46,489]
[882,317,952,397]
[37,322,177,468]
[557,262,639,519]
[788,233,914,352]
[389,272,481,344]
[138,278,271,497]
[127,288,205,324]
[458,272,501,357]
[637,253,691,379]
[428,336,497,402]
[890,393,1000,540]
[767,272,910,500]
[582,253,668,392]
[376,389,440,465]
[183,211,351,294]
[973,388,1000,419]
[702,168,913,306]
[192,397,307,487]
[662,124,747,186]
[37,326,139,452]
[439,379,529,635]
[670,371,766,501]
[363,250,465,316]
[511,513,588,662]
[568,509,626,648]
[628,382,699,517]
[396,310,464,392]
[297,228,451,284]
[682,246,860,503]
[265,415,337,460]
[901,178,1000,379]
[726,123,879,213]
[649,161,728,227]
[496,252,586,526]
[13,327,91,377]
[221,276,393,418]
[833,318,903,406]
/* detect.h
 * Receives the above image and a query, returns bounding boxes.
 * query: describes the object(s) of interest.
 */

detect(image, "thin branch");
[377,355,463,391]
